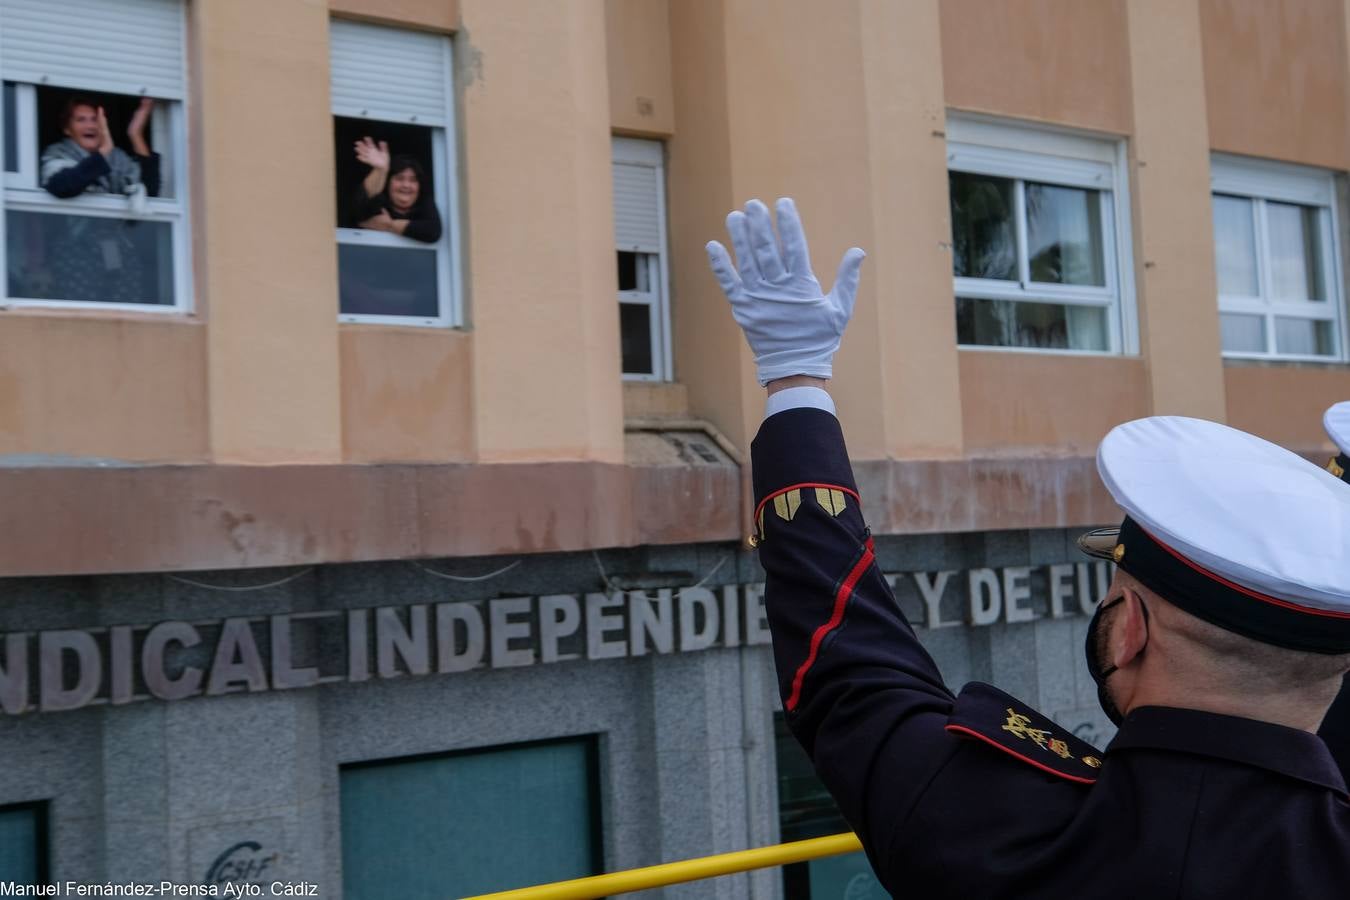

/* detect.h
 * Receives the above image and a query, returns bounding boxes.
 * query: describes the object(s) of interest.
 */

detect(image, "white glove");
[706,198,865,385]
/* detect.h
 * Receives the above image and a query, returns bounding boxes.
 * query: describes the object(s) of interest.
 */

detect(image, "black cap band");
[1330,453,1350,484]
[1115,517,1350,654]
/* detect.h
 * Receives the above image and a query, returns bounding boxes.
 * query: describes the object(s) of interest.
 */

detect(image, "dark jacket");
[1320,678,1350,776]
[754,406,1350,898]
[351,188,442,244]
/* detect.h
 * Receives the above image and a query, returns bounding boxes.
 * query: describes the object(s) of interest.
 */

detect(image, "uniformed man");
[707,198,1350,896]
[1317,400,1350,775]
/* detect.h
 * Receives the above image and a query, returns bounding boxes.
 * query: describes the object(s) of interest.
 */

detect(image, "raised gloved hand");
[706,198,865,385]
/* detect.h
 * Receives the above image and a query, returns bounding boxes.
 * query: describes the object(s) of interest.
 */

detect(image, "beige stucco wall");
[194,0,344,463]
[720,0,889,457]
[1200,0,1349,169]
[329,0,459,32]
[667,0,962,459]
[666,0,761,453]
[606,0,675,136]
[1126,0,1228,421]
[7,0,1350,496]
[460,0,625,463]
[0,316,208,462]
[862,0,964,459]
[939,0,1133,134]
[959,352,1150,456]
[1225,365,1350,450]
[340,327,475,461]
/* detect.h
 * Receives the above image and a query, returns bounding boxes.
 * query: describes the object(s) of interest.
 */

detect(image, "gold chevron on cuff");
[815,488,847,516]
[773,489,803,521]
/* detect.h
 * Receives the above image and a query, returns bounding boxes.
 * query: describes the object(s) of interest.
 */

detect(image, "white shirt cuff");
[765,386,836,420]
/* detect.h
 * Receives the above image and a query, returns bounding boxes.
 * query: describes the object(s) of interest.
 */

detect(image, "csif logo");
[205,840,281,887]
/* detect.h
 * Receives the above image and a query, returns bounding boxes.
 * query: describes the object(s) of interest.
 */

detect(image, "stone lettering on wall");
[0,561,1113,715]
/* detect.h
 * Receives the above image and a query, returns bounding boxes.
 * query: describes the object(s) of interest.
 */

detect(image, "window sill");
[957,344,1137,360]
[338,313,455,328]
[0,304,198,325]
[1221,355,1349,369]
[338,320,468,336]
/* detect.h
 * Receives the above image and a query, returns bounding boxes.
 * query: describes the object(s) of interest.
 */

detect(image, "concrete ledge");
[855,456,1119,535]
[0,450,1326,577]
[0,462,741,578]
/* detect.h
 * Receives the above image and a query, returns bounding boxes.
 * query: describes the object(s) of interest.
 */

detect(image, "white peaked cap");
[1094,417,1350,651]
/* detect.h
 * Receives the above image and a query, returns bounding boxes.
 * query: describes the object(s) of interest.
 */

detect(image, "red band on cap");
[1140,526,1350,620]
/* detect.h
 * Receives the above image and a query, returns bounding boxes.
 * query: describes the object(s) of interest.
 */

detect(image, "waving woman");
[350,136,442,243]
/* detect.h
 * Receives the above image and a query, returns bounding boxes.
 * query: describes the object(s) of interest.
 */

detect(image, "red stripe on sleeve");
[784,537,876,713]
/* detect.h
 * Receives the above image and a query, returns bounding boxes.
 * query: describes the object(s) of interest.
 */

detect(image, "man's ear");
[1111,587,1150,670]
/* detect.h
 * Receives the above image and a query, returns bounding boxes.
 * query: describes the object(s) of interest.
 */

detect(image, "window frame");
[0,80,193,314]
[946,114,1139,357]
[1210,153,1347,363]
[331,21,462,329]
[612,136,672,382]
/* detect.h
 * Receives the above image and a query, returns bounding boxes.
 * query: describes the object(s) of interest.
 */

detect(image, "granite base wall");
[0,527,1114,897]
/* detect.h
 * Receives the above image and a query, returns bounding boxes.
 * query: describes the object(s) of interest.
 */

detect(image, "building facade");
[1,0,1349,897]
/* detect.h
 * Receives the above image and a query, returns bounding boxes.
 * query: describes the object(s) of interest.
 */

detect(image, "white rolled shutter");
[329,19,450,126]
[0,0,185,99]
[612,137,663,253]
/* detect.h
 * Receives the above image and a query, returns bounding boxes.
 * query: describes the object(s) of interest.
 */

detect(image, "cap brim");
[1076,527,1121,560]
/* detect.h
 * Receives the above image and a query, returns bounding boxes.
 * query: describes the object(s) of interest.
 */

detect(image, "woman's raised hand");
[127,98,154,157]
[354,137,390,171]
[96,107,115,157]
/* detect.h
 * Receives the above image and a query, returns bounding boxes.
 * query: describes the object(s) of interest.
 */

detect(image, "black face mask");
[1084,594,1149,727]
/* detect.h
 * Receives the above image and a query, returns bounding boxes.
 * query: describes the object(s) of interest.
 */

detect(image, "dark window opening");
[619,302,653,375]
[333,115,435,230]
[617,250,638,291]
[37,85,157,161]
[3,82,16,173]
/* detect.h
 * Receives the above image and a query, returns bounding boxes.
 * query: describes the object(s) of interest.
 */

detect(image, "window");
[1211,155,1346,360]
[775,715,883,899]
[947,116,1136,354]
[0,802,47,887]
[612,137,671,380]
[330,19,461,326]
[340,738,601,898]
[0,0,190,311]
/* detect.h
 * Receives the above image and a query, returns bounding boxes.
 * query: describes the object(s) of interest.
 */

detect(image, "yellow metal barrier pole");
[458,832,864,900]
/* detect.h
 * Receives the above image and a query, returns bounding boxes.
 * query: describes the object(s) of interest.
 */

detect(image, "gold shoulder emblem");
[1002,709,1052,751]
[947,684,1104,784]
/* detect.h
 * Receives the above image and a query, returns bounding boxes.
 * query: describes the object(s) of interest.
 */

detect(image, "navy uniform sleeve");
[751,407,958,863]
[753,407,1106,892]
